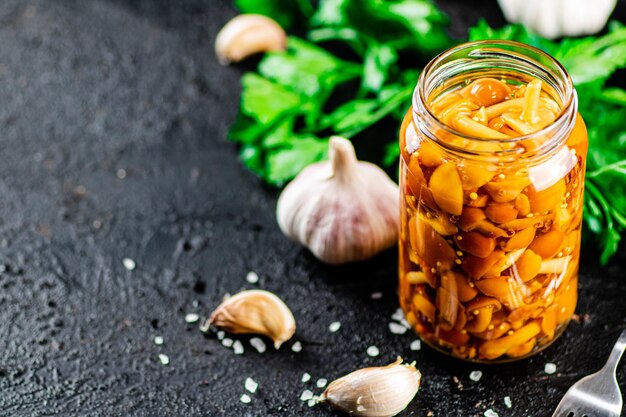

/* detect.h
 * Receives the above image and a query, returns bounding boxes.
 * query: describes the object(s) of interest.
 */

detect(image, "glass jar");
[398,41,588,362]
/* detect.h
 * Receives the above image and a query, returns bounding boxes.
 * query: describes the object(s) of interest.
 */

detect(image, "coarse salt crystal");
[217,330,225,340]
[371,292,383,300]
[484,409,499,417]
[316,378,327,388]
[545,363,557,374]
[199,319,210,333]
[222,338,234,348]
[391,308,404,322]
[233,340,244,355]
[300,390,314,401]
[469,370,483,382]
[291,341,302,352]
[154,336,164,345]
[245,377,258,393]
[504,396,512,408]
[389,322,408,335]
[116,168,127,179]
[184,313,200,324]
[366,345,379,357]
[240,394,251,404]
[329,322,341,332]
[301,373,311,383]
[246,271,259,284]
[410,340,421,351]
[122,258,136,271]
[307,398,318,407]
[158,353,169,365]
[250,337,266,353]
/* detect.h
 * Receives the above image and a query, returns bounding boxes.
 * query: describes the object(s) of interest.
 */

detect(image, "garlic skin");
[276,136,399,264]
[321,357,421,417]
[207,290,296,349]
[497,0,617,39]
[215,14,286,65]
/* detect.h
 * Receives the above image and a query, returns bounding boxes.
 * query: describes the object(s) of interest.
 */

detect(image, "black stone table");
[1,1,625,416]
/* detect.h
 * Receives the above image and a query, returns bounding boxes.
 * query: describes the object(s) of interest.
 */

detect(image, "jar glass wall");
[398,41,588,362]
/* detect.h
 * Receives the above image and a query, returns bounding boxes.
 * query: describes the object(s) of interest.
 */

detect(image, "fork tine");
[550,400,570,417]
[552,397,600,417]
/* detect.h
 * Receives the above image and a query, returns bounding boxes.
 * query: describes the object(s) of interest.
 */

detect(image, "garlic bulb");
[321,357,421,417]
[276,136,399,264]
[497,0,617,39]
[215,14,287,65]
[206,290,296,349]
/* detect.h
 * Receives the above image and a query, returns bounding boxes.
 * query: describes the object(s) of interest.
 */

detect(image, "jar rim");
[412,40,577,158]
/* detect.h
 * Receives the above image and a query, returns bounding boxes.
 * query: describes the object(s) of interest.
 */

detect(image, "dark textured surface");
[0,1,625,416]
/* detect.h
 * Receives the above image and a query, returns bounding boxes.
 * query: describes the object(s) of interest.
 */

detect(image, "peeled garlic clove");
[207,290,295,349]
[321,357,421,417]
[276,136,398,264]
[215,14,286,65]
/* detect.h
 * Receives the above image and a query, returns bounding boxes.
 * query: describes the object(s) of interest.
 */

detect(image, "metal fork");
[552,329,626,417]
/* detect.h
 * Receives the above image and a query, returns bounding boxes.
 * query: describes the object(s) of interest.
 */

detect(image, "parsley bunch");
[227,0,626,263]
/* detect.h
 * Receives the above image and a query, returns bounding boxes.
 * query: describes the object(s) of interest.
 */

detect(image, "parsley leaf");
[468,19,557,52]
[235,0,314,29]
[239,73,302,127]
[587,161,626,223]
[229,74,302,148]
[310,0,347,27]
[383,0,451,51]
[601,86,626,106]
[259,37,360,97]
[266,135,329,185]
[311,0,452,54]
[229,37,365,184]
[362,43,398,93]
[322,82,413,137]
[258,37,361,127]
[553,22,626,86]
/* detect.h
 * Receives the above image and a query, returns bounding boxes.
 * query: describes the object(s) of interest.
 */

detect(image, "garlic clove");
[321,357,421,417]
[206,290,295,349]
[215,14,286,65]
[276,136,399,264]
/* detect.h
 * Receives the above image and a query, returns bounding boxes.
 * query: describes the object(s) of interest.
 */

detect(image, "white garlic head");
[276,136,399,264]
[497,0,617,39]
[321,357,421,417]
